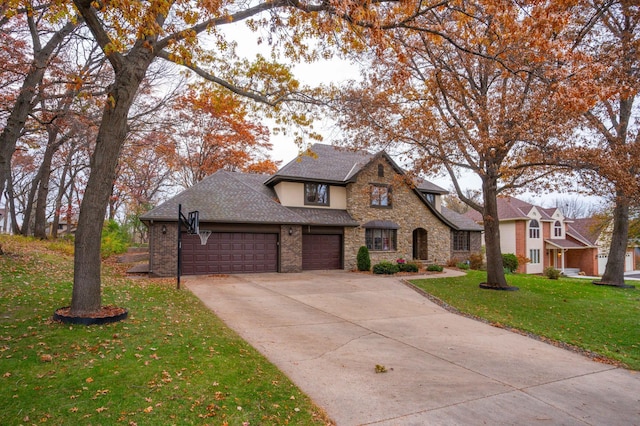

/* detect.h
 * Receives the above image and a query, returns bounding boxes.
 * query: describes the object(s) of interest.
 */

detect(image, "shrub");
[357,246,371,271]
[502,253,519,273]
[101,219,130,258]
[544,267,561,280]
[398,262,419,273]
[372,261,399,275]
[469,252,484,270]
[426,264,443,272]
[456,262,470,270]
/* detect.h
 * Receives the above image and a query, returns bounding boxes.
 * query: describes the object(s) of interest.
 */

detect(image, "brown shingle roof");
[441,206,483,231]
[265,143,373,185]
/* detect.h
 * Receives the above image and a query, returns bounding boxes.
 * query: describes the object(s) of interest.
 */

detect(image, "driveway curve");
[185,270,640,426]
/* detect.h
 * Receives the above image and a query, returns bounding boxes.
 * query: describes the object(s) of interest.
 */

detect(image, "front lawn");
[410,270,640,370]
[0,236,332,425]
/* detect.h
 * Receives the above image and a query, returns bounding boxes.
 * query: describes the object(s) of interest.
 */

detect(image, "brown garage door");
[181,232,278,275]
[302,234,342,270]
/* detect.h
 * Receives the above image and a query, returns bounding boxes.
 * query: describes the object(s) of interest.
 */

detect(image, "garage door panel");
[181,232,278,275]
[302,234,342,270]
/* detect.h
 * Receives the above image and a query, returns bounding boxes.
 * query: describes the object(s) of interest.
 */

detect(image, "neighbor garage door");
[181,232,278,275]
[302,234,342,270]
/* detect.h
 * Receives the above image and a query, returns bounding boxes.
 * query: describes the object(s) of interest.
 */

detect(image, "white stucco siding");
[500,222,517,254]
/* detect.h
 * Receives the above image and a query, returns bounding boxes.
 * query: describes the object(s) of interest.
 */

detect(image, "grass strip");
[409,270,640,370]
[0,235,332,425]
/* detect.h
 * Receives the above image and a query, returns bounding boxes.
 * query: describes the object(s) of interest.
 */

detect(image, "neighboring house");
[465,196,637,276]
[141,143,482,276]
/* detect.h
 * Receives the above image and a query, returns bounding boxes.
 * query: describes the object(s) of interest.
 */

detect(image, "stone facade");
[280,225,302,272]
[148,222,178,277]
[450,231,482,263]
[343,158,451,270]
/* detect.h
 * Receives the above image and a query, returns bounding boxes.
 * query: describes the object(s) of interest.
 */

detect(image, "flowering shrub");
[396,258,406,264]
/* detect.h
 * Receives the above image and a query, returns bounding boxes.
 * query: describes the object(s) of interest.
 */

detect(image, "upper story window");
[377,164,384,177]
[370,184,392,208]
[304,183,329,206]
[424,193,435,206]
[529,219,540,238]
[554,220,562,237]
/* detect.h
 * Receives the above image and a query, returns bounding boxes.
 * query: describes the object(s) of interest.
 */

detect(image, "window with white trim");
[529,249,540,264]
[554,221,562,237]
[529,219,540,238]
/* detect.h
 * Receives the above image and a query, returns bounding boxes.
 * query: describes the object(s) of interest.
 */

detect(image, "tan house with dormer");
[141,144,482,276]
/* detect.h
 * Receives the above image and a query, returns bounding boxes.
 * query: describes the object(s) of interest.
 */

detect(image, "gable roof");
[567,218,604,246]
[265,144,374,186]
[465,196,560,223]
[143,144,480,232]
[141,171,311,225]
[441,206,483,231]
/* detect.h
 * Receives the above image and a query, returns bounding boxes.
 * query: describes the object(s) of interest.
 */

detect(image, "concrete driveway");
[185,270,640,426]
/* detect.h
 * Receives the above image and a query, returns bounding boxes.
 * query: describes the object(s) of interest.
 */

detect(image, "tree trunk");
[481,176,510,288]
[599,193,629,286]
[70,54,153,315]
[0,21,76,198]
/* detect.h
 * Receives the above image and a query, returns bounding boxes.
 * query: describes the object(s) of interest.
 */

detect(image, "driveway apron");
[185,270,640,426]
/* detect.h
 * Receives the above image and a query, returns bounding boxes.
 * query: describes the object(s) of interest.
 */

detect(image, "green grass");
[0,236,331,425]
[410,270,640,370]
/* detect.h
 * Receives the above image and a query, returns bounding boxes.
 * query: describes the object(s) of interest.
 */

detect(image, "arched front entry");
[413,228,429,260]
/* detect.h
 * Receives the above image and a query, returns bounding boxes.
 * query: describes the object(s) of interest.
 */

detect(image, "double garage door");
[181,231,342,275]
[181,232,278,275]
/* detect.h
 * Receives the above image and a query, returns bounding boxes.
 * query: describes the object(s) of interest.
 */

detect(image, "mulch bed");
[53,305,128,325]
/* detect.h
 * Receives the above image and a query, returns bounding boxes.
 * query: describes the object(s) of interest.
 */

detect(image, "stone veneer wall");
[343,158,451,270]
[148,222,178,277]
[450,231,483,263]
[280,225,302,272]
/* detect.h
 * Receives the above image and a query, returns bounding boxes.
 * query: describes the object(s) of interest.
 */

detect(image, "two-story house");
[141,144,482,276]
[465,196,636,276]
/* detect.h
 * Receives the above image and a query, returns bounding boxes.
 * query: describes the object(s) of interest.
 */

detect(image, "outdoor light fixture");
[288,227,293,236]
[162,224,167,234]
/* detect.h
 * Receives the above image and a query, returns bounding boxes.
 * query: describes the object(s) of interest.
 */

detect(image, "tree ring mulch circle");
[53,306,128,326]
[479,283,519,291]
[592,281,636,289]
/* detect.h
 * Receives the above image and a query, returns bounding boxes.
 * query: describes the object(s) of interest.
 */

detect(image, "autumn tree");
[61,0,452,315]
[171,87,274,189]
[334,2,590,289]
[567,0,639,286]
[0,4,78,200]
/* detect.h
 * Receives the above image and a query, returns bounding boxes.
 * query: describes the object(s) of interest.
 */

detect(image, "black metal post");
[177,203,182,289]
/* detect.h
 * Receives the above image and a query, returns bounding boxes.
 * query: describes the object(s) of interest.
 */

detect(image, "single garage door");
[181,232,278,275]
[302,234,342,270]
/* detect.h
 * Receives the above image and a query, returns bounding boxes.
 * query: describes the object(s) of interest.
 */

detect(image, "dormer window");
[370,184,391,208]
[378,164,384,177]
[424,193,435,205]
[304,183,329,206]
[529,219,540,238]
[554,220,562,237]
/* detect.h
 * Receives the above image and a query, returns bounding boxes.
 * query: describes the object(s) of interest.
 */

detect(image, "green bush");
[373,261,399,275]
[357,246,371,271]
[456,262,470,270]
[398,262,419,273]
[544,266,561,280]
[469,252,484,270]
[502,253,519,273]
[101,219,130,258]
[426,264,443,272]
